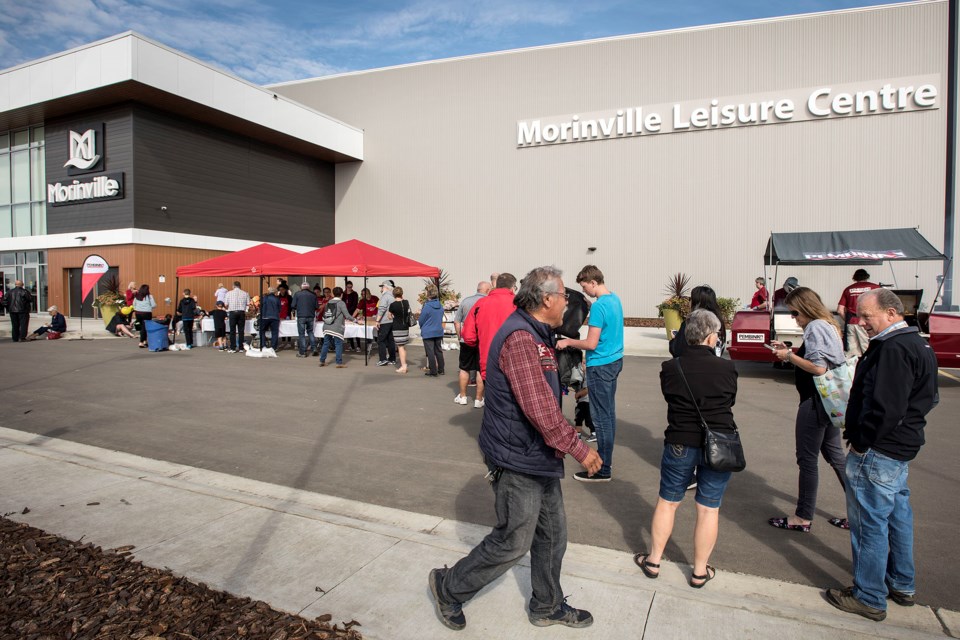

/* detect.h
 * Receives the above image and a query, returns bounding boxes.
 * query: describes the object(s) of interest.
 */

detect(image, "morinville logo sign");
[48,124,124,206]
[517,76,940,148]
[48,174,124,206]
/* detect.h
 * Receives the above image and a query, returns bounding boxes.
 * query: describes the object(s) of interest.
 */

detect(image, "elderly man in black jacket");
[4,280,33,342]
[825,288,938,621]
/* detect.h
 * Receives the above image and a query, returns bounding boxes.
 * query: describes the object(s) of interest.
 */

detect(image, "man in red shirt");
[750,277,769,310]
[461,273,518,380]
[837,269,881,357]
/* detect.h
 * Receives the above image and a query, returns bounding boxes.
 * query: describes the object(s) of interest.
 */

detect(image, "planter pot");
[100,303,120,327]
[662,308,683,339]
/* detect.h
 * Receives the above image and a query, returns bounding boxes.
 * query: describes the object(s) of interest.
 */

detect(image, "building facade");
[0,33,361,316]
[273,0,954,316]
[1,1,955,319]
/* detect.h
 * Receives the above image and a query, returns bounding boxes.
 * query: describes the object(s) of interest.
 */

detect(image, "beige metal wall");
[275,1,952,316]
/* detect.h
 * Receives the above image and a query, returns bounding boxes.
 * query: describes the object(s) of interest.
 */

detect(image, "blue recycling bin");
[145,320,170,351]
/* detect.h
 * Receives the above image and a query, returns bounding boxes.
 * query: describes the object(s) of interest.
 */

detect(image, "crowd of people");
[427,264,938,630]
[2,263,941,628]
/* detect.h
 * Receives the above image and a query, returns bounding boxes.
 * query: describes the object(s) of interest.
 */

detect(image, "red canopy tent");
[262,239,441,365]
[173,243,302,346]
[260,239,440,278]
[176,243,300,277]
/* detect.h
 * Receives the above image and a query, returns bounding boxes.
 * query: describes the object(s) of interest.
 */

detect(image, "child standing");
[210,301,228,350]
[176,289,198,349]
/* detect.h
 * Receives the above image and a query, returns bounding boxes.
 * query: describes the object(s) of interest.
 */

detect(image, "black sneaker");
[428,568,466,630]
[573,471,610,483]
[888,587,916,607]
[529,601,593,628]
[825,587,886,621]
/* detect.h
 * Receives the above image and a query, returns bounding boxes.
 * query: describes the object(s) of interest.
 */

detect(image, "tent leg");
[173,276,179,345]
[364,276,370,366]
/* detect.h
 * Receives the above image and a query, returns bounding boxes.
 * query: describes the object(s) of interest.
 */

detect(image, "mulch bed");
[0,516,362,640]
[624,317,664,328]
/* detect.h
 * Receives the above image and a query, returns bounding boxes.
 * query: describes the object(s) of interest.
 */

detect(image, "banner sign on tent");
[81,254,109,303]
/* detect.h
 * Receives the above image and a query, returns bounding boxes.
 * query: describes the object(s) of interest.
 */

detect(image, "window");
[0,124,45,238]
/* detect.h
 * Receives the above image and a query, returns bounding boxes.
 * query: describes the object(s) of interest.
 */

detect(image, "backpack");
[322,300,339,325]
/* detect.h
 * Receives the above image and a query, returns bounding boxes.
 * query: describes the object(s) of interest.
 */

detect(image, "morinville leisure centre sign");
[517,75,940,148]
[47,124,125,206]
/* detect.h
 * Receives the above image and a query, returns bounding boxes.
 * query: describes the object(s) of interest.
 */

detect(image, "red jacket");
[462,288,517,379]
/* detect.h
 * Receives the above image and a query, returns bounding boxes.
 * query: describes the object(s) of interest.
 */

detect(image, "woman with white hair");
[27,306,67,340]
[634,309,739,588]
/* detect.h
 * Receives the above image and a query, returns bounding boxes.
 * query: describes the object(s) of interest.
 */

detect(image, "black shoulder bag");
[675,358,746,473]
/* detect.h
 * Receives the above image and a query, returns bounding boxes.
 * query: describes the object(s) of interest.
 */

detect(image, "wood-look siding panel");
[48,245,266,316]
[48,245,136,313]
[278,1,951,315]
[131,106,335,248]
[45,106,136,233]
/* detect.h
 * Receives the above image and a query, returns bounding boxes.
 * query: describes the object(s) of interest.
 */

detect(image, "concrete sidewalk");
[1,427,955,639]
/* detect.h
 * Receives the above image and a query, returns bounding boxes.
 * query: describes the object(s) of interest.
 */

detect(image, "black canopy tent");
[762,227,948,315]
[764,228,946,266]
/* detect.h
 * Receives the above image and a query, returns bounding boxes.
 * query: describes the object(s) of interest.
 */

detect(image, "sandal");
[828,517,850,530]
[689,565,715,589]
[768,516,811,533]
[632,553,660,579]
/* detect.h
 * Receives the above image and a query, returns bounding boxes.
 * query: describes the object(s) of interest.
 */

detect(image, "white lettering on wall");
[518,75,940,148]
[47,173,124,206]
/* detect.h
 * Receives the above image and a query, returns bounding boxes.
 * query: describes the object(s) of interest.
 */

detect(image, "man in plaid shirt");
[223,281,250,353]
[429,266,602,631]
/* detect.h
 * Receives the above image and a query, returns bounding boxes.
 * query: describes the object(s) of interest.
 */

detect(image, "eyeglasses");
[546,291,569,300]
[789,310,800,317]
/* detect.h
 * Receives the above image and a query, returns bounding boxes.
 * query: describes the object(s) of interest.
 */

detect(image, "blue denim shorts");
[659,443,732,508]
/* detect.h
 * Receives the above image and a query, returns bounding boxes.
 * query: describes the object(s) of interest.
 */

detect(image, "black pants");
[135,312,152,344]
[228,311,246,350]
[377,322,396,362]
[423,337,445,374]
[182,319,194,347]
[10,312,29,341]
[794,397,846,521]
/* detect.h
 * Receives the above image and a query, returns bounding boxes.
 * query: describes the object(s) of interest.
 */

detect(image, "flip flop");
[689,565,715,589]
[632,553,660,579]
[828,517,850,530]
[768,516,811,533]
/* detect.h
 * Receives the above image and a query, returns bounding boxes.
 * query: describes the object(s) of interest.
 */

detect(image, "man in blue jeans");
[292,282,319,357]
[428,267,602,631]
[825,289,938,621]
[556,265,623,482]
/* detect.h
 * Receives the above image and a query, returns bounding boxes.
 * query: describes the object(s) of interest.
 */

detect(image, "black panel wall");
[131,105,334,247]
[45,106,136,233]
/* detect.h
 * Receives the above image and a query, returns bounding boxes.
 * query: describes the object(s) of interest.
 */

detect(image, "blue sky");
[1,0,908,85]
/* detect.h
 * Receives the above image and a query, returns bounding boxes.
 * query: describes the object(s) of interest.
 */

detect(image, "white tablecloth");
[199,317,375,340]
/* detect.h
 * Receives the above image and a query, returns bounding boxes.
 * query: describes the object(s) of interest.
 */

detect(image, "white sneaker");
[454,394,468,405]
[474,398,485,408]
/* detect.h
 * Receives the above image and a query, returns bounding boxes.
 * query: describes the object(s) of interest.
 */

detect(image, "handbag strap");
[674,358,709,434]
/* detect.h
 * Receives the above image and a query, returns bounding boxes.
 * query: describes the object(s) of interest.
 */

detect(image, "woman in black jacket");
[669,285,726,357]
[634,309,738,588]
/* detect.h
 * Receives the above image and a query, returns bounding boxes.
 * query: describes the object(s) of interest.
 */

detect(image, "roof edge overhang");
[0,32,363,163]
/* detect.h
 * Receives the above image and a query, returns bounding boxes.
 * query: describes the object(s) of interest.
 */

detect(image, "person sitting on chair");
[28,306,66,340]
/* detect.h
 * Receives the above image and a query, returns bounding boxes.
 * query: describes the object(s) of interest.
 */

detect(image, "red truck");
[727,229,960,369]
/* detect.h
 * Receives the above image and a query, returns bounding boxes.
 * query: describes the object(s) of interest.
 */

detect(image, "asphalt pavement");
[0,327,958,632]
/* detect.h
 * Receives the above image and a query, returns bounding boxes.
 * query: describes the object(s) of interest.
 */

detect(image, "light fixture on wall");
[75,236,86,242]
[587,246,597,253]
[160,205,168,214]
